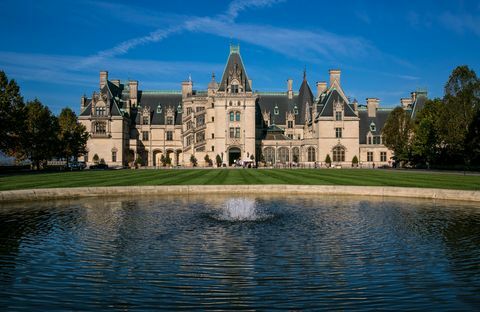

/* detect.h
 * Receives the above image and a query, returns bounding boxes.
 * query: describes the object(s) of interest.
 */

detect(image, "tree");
[93,153,99,164]
[100,158,106,165]
[440,66,480,164]
[165,154,172,166]
[160,154,166,167]
[0,71,24,156]
[20,99,59,169]
[382,107,412,165]
[411,99,443,167]
[216,154,222,167]
[190,155,197,167]
[57,108,89,167]
[325,154,331,166]
[135,155,144,167]
[204,154,212,167]
[352,155,358,167]
[465,109,480,166]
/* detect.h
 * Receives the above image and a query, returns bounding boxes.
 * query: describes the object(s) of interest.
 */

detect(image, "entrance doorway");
[228,147,241,166]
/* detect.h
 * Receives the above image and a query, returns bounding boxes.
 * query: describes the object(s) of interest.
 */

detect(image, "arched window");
[332,146,345,162]
[235,111,241,121]
[292,147,300,163]
[278,147,289,163]
[230,111,234,121]
[307,147,316,162]
[264,147,275,164]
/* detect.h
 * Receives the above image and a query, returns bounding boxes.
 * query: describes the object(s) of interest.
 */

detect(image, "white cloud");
[438,12,480,37]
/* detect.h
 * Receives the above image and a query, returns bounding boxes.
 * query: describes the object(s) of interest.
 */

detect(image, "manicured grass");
[1,168,480,191]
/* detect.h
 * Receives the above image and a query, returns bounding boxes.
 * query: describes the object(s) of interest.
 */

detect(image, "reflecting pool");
[0,195,479,310]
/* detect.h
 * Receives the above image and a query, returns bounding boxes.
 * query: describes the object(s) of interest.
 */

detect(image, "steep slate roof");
[297,75,314,124]
[358,109,392,144]
[410,92,427,119]
[133,91,183,125]
[218,50,252,92]
[256,93,300,125]
[318,89,356,118]
[263,124,291,140]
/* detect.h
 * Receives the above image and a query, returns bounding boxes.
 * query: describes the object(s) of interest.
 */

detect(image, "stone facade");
[79,45,426,168]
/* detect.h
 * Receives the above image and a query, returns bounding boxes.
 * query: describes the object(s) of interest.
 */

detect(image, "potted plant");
[325,154,332,168]
[352,155,359,168]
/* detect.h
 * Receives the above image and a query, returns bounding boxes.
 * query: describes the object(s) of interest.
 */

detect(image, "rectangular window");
[335,127,342,138]
[142,131,149,141]
[166,131,173,141]
[335,111,342,121]
[368,137,372,145]
[112,151,117,162]
[211,145,215,152]
[186,135,193,146]
[196,132,205,143]
[229,127,235,138]
[196,106,205,113]
[235,112,240,121]
[287,121,293,128]
[166,116,174,125]
[380,152,387,162]
[287,134,293,139]
[142,116,149,125]
[212,117,215,122]
[235,127,241,138]
[373,136,381,144]
[196,115,205,126]
[211,133,214,139]
[230,112,234,121]
[367,152,373,162]
[187,107,193,115]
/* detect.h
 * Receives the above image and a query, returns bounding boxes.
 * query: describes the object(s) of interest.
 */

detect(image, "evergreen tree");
[325,154,332,166]
[352,155,358,167]
[0,71,24,156]
[216,154,222,167]
[465,109,480,166]
[160,154,166,166]
[190,155,197,167]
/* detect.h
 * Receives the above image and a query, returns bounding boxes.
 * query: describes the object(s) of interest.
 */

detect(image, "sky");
[0,0,479,114]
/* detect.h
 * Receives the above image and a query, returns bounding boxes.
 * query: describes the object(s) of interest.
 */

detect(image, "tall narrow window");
[166,116,174,125]
[142,131,149,141]
[332,146,345,162]
[367,152,373,162]
[235,112,241,121]
[287,121,293,128]
[307,147,316,162]
[235,127,241,138]
[166,131,173,141]
[112,151,117,162]
[142,116,149,125]
[380,152,387,162]
[230,112,234,121]
[229,127,235,138]
[335,127,342,138]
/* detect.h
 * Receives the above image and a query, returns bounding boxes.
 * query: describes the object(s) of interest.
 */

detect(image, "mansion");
[79,45,426,167]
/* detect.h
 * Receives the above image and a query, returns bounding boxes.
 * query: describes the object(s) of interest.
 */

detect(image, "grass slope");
[1,169,480,191]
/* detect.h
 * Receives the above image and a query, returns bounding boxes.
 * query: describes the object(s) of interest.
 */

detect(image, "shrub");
[352,155,359,167]
[93,153,99,164]
[190,155,197,167]
[325,154,332,166]
[216,154,222,167]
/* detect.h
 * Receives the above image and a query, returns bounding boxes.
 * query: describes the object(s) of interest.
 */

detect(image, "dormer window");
[370,122,376,132]
[231,84,239,94]
[142,116,149,125]
[157,104,162,113]
[293,105,299,115]
[335,111,342,121]
[274,104,279,115]
[95,106,106,116]
[177,103,182,113]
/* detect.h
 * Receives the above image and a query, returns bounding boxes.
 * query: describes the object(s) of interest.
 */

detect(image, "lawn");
[1,168,480,191]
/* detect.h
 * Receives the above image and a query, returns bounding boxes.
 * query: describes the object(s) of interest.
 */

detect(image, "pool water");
[0,195,479,310]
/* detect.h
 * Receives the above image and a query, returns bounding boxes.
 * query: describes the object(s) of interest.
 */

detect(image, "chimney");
[248,79,252,91]
[400,98,413,109]
[353,99,358,112]
[329,69,341,87]
[287,78,293,99]
[111,79,120,87]
[99,71,108,89]
[80,95,86,111]
[129,80,138,107]
[367,98,379,117]
[316,81,327,96]
[182,80,193,98]
[411,91,417,103]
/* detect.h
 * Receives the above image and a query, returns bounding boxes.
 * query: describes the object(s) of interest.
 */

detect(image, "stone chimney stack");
[411,91,417,103]
[329,69,341,87]
[367,98,379,117]
[80,95,86,111]
[248,79,252,91]
[129,80,138,107]
[100,71,108,89]
[400,98,413,109]
[316,81,327,96]
[182,80,193,99]
[287,78,293,99]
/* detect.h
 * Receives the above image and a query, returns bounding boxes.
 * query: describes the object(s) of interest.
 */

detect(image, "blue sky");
[1,0,479,114]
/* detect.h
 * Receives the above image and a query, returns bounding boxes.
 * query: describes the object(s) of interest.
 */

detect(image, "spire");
[218,44,251,92]
[303,66,307,81]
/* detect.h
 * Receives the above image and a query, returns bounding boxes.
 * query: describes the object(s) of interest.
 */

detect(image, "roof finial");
[303,66,307,81]
[212,72,215,80]
[188,73,192,82]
